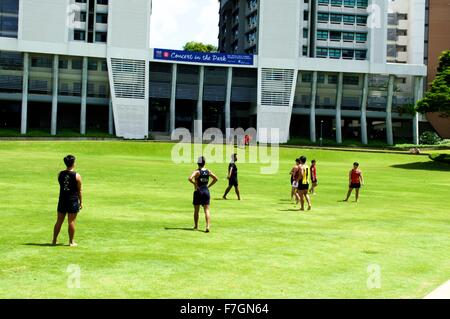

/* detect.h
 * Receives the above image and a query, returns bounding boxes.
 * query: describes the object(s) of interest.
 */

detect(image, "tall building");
[0,0,429,145]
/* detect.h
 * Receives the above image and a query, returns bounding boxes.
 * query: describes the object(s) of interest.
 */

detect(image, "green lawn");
[0,141,449,299]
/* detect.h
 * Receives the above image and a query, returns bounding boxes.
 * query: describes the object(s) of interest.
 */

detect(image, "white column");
[225,67,233,140]
[80,57,88,135]
[196,66,205,139]
[50,55,59,135]
[108,99,114,135]
[310,71,318,143]
[360,73,369,145]
[20,53,29,135]
[170,63,177,134]
[413,76,424,145]
[336,72,343,144]
[386,74,395,145]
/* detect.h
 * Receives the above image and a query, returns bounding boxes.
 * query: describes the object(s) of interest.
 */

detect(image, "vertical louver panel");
[111,58,146,99]
[261,68,294,107]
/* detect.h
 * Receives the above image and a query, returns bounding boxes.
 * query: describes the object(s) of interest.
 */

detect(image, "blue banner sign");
[153,48,254,66]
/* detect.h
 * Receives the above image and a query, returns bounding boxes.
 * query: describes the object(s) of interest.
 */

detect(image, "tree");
[183,41,218,53]
[416,50,450,117]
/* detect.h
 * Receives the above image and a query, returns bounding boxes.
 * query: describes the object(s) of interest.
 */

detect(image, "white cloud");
[150,0,219,50]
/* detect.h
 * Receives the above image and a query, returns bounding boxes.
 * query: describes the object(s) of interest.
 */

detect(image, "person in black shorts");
[223,153,241,200]
[189,156,218,233]
[52,155,82,247]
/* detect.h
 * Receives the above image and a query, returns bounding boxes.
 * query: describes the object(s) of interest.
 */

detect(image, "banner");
[153,48,254,66]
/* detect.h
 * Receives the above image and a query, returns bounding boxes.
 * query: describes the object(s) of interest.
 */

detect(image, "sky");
[150,0,220,50]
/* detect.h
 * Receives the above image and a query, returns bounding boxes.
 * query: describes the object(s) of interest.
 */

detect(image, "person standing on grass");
[189,156,218,233]
[52,155,82,247]
[223,153,241,200]
[290,158,301,202]
[344,162,364,203]
[297,156,312,211]
[310,160,318,195]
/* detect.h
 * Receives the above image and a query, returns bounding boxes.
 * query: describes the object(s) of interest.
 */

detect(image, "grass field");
[0,141,449,299]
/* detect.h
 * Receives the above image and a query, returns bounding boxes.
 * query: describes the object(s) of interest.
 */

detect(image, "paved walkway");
[424,280,450,299]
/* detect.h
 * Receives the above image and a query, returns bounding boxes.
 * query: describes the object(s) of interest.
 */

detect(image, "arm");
[349,170,352,185]
[76,174,83,209]
[360,172,364,186]
[189,171,199,190]
[228,166,233,179]
[208,171,218,189]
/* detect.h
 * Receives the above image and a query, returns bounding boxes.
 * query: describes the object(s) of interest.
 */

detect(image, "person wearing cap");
[188,156,218,233]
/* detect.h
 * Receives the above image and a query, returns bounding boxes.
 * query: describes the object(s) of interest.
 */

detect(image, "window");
[100,60,108,71]
[95,32,107,43]
[355,33,367,42]
[343,15,355,24]
[302,73,312,83]
[96,13,108,24]
[1,0,19,13]
[318,13,329,22]
[303,11,309,21]
[356,0,368,8]
[329,48,341,59]
[318,74,325,83]
[330,14,342,23]
[318,0,329,4]
[59,59,68,69]
[343,32,354,41]
[97,0,109,5]
[331,0,342,6]
[303,28,308,38]
[72,59,83,70]
[355,50,367,60]
[75,12,87,22]
[31,56,52,68]
[74,30,86,41]
[88,60,98,71]
[328,75,338,84]
[330,31,341,41]
[356,15,367,25]
[344,75,359,85]
[316,48,328,58]
[302,46,308,56]
[0,0,19,38]
[317,30,328,40]
[342,49,354,59]
[344,0,356,6]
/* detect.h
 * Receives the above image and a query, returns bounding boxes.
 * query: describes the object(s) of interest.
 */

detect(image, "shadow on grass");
[278,209,300,212]
[164,227,209,233]
[23,243,65,247]
[391,161,450,171]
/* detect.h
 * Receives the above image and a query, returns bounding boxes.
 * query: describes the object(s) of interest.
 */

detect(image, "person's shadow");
[23,243,65,247]
[164,227,208,233]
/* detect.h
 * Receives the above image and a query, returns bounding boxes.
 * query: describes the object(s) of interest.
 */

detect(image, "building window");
[97,0,109,5]
[316,48,328,58]
[328,75,338,84]
[302,73,312,83]
[356,0,368,8]
[317,30,328,40]
[303,28,308,38]
[318,0,329,5]
[344,0,356,6]
[95,32,107,43]
[88,60,98,71]
[72,59,83,70]
[96,13,108,24]
[343,32,354,41]
[317,74,325,83]
[342,49,354,59]
[330,31,341,41]
[318,13,329,22]
[302,46,308,56]
[330,0,342,6]
[59,59,69,69]
[343,75,359,85]
[74,30,86,41]
[329,48,341,59]
[355,50,367,60]
[0,0,19,39]
[356,15,367,25]
[355,33,367,42]
[31,56,52,68]
[343,14,355,24]
[330,14,342,23]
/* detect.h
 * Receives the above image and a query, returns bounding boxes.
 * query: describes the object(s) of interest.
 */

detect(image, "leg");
[304,191,312,210]
[223,185,232,199]
[203,205,211,232]
[355,188,360,202]
[52,212,66,245]
[344,188,353,201]
[299,191,305,210]
[234,185,241,200]
[193,205,200,229]
[67,213,78,247]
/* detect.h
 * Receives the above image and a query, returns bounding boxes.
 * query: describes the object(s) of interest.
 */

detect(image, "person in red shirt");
[344,162,364,203]
[290,158,301,202]
[310,160,318,195]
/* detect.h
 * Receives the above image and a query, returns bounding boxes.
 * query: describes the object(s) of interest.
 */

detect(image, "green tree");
[183,41,218,53]
[416,50,450,117]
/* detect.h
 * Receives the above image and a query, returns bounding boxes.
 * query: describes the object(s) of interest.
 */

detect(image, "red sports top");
[311,165,317,180]
[351,169,361,184]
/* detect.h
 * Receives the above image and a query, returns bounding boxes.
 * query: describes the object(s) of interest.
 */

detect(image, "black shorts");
[350,183,361,189]
[229,178,238,187]
[193,188,210,206]
[57,198,80,214]
[298,183,309,191]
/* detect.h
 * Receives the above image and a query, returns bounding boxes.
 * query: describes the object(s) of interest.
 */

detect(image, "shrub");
[420,131,442,145]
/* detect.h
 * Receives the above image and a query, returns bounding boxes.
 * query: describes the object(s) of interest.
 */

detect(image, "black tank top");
[58,171,79,200]
[196,169,210,189]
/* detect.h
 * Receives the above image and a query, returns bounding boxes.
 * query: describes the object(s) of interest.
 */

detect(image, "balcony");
[396,35,408,46]
[398,20,408,30]
[396,51,408,63]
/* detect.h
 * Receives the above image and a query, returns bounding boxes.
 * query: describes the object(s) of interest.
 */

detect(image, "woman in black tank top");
[53,155,83,247]
[188,156,218,233]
